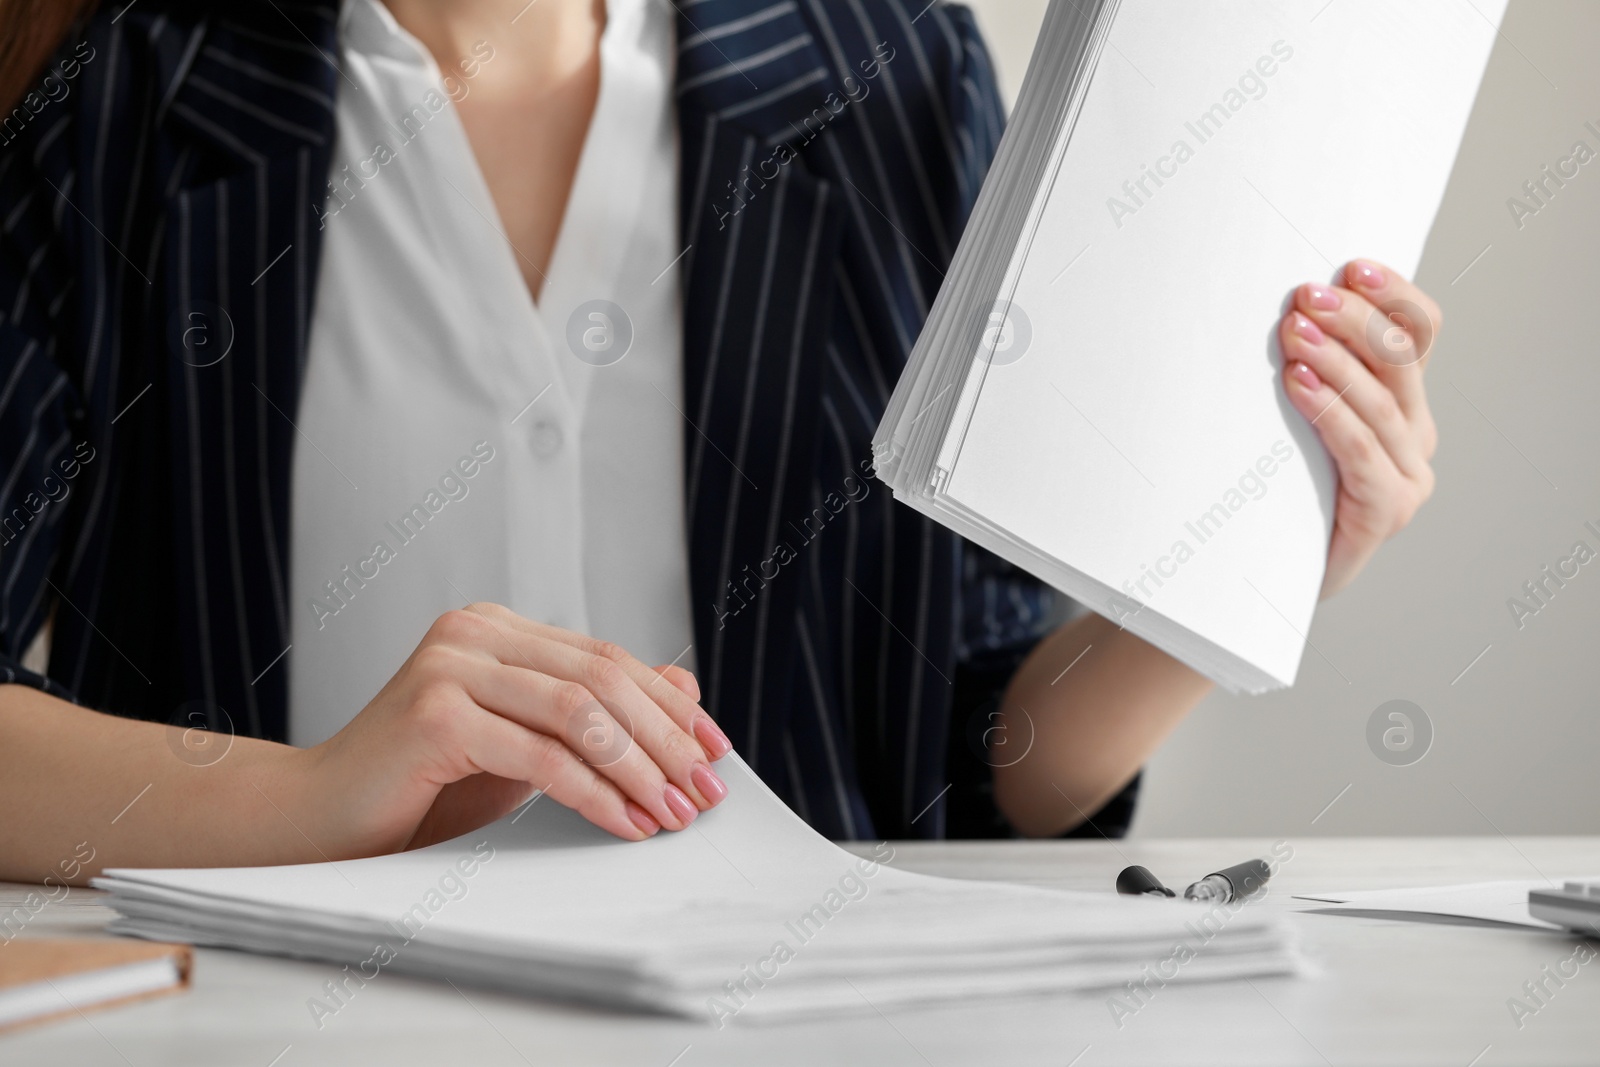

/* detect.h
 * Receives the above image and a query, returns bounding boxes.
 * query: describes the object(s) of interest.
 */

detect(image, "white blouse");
[289,0,695,745]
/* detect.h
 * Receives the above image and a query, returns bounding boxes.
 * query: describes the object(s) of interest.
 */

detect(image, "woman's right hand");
[303,603,732,856]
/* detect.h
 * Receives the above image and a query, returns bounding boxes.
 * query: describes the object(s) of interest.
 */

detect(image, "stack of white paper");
[874,0,1504,691]
[94,757,1298,1023]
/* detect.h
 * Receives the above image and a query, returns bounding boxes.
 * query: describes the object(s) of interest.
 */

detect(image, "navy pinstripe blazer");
[0,0,1138,840]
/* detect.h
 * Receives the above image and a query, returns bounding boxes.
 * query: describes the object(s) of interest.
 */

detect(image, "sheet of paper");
[1294,878,1600,929]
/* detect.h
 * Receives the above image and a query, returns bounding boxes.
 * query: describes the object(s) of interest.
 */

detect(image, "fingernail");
[1289,361,1323,391]
[691,762,729,805]
[663,784,698,827]
[1291,313,1324,344]
[1305,285,1342,311]
[1350,261,1386,289]
[625,800,660,837]
[693,716,732,759]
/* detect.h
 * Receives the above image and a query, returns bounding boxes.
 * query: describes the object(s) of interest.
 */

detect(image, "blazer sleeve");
[936,3,1141,839]
[0,90,91,703]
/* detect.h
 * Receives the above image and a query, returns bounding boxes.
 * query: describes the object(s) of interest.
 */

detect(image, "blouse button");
[529,417,564,459]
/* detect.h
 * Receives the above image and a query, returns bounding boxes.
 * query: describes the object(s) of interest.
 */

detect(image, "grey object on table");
[1530,880,1600,935]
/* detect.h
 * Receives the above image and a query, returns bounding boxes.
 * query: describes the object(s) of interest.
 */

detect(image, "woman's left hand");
[1279,259,1440,599]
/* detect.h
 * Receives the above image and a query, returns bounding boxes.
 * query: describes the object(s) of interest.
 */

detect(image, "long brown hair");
[0,0,101,114]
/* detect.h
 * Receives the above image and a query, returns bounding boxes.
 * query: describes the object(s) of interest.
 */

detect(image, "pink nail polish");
[691,762,729,805]
[693,716,733,759]
[1289,361,1323,391]
[663,784,698,826]
[1291,313,1324,344]
[1351,261,1387,288]
[625,800,660,837]
[1305,285,1342,311]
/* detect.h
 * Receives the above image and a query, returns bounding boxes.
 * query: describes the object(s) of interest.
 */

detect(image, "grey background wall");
[961,0,1600,836]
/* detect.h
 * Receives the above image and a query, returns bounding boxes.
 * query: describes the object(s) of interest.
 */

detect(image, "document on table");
[1295,879,1600,929]
[94,755,1300,1023]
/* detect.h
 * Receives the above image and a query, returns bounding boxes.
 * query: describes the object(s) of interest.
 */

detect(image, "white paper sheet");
[1294,878,1600,929]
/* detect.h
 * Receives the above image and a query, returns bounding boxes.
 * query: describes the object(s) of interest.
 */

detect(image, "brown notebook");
[0,939,192,1033]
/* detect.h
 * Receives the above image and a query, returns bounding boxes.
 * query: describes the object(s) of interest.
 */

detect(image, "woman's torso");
[0,0,1059,840]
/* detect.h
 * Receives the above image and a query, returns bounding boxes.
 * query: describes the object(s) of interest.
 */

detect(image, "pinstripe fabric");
[674,0,1064,839]
[0,4,336,734]
[0,0,1134,841]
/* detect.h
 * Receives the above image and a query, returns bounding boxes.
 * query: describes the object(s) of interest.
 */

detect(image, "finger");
[543,627,724,757]
[1345,259,1443,343]
[470,604,731,763]
[462,658,691,827]
[1293,279,1430,419]
[459,657,701,832]
[1282,358,1406,511]
[652,664,701,702]
[603,649,731,764]
[440,608,727,809]
[438,701,661,842]
[644,664,732,760]
[1279,311,1428,479]
[1345,259,1441,364]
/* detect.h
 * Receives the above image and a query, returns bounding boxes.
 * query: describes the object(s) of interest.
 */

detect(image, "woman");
[0,0,1438,881]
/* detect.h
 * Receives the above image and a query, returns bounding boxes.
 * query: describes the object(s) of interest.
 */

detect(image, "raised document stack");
[873,0,1504,691]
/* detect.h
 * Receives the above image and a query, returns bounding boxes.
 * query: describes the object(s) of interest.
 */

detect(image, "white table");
[5,837,1599,1066]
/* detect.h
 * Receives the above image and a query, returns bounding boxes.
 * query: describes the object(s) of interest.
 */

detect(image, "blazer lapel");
[159,1,339,740]
[674,3,851,770]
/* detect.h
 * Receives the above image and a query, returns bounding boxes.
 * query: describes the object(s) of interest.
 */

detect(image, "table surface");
[4,836,1599,1066]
